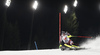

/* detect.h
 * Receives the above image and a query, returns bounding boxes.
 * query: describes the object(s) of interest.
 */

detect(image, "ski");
[60,46,86,51]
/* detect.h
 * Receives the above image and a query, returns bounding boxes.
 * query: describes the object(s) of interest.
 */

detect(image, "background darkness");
[0,0,100,50]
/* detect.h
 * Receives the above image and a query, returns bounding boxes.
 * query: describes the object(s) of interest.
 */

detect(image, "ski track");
[0,49,100,55]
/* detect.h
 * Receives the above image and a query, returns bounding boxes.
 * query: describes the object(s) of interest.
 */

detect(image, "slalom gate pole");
[77,36,92,38]
[73,36,92,38]
[59,13,61,43]
[34,41,38,50]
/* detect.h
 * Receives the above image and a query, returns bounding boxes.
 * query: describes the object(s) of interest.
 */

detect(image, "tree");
[62,12,79,35]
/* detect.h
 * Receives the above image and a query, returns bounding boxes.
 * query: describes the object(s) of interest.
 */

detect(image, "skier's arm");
[67,35,76,38]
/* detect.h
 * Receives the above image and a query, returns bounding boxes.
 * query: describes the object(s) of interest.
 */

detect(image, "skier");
[59,31,79,49]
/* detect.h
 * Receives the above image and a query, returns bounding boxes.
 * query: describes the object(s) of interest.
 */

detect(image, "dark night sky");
[5,0,100,35]
[1,0,100,49]
[76,0,100,36]
[38,0,100,36]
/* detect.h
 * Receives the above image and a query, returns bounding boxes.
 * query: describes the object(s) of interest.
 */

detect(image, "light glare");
[32,1,38,10]
[64,5,68,14]
[73,0,78,7]
[5,0,11,7]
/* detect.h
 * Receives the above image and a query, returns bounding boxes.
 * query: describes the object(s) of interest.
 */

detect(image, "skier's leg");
[64,44,72,48]
[59,45,62,48]
[59,41,64,48]
[70,40,80,48]
[68,40,80,48]
[72,45,80,48]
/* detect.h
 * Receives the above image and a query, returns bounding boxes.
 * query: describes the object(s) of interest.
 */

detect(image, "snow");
[81,36,100,49]
[0,49,100,55]
[0,36,100,55]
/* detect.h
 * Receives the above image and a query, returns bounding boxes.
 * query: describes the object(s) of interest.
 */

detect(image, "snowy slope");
[0,49,100,55]
[0,36,100,55]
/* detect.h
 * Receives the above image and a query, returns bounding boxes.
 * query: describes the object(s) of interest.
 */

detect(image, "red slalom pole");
[77,36,92,38]
[59,13,61,43]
